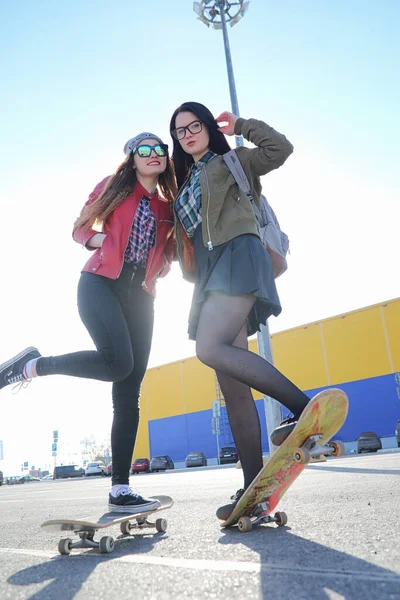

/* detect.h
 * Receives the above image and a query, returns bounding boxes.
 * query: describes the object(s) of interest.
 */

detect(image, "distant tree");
[81,436,111,464]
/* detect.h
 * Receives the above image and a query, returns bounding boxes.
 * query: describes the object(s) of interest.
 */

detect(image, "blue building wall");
[149,373,399,462]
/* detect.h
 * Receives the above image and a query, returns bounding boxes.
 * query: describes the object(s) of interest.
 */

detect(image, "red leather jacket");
[73,177,175,296]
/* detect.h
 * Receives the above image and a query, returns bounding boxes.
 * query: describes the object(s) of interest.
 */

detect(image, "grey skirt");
[188,226,282,340]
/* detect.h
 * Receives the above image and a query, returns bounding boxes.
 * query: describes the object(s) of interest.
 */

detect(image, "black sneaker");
[216,488,245,521]
[270,413,301,446]
[108,489,161,514]
[0,347,41,391]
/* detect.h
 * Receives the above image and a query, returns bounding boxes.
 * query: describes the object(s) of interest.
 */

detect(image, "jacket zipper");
[142,218,158,290]
[202,167,213,251]
[116,203,138,279]
[173,172,193,267]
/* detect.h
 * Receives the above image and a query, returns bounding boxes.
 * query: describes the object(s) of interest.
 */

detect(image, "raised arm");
[217,111,293,177]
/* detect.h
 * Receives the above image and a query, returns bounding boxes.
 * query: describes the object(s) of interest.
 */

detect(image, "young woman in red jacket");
[0,132,176,513]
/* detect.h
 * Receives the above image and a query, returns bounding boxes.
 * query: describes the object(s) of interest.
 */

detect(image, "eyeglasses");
[171,120,203,141]
[135,144,168,158]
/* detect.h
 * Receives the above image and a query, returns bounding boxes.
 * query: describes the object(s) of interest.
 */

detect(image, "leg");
[0,273,134,391]
[36,273,134,381]
[196,292,309,416]
[216,325,263,489]
[111,277,155,486]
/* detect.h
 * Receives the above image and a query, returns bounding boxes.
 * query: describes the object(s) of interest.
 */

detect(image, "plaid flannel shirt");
[174,151,215,238]
[124,195,156,266]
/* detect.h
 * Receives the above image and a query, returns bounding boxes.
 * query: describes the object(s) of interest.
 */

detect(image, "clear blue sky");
[0,0,399,473]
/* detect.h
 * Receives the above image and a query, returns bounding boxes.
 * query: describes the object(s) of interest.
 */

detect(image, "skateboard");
[221,388,348,532]
[41,495,173,555]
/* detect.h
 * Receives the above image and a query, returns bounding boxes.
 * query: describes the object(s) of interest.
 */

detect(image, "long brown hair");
[74,153,177,231]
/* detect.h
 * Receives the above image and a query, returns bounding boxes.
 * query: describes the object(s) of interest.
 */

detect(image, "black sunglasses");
[135,144,168,158]
[171,120,203,141]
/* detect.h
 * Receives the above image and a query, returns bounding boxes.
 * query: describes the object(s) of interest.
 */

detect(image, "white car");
[85,461,107,477]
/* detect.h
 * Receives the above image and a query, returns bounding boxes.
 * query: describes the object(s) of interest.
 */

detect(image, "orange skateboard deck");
[41,495,173,554]
[221,389,348,532]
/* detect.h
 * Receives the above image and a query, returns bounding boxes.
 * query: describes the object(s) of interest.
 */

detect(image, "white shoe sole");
[107,499,161,514]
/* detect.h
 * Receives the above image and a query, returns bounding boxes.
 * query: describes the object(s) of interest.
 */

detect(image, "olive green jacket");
[175,117,293,282]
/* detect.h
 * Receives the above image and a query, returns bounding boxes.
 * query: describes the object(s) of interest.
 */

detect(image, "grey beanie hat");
[123,132,166,157]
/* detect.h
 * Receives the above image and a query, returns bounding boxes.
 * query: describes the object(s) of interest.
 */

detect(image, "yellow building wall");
[382,300,400,372]
[321,306,391,385]
[182,358,216,413]
[271,323,328,390]
[133,297,400,459]
[145,362,184,421]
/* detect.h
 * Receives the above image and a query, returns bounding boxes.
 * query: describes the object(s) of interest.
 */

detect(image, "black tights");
[196,292,309,489]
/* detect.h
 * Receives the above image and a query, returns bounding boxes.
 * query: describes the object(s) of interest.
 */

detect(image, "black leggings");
[36,263,154,486]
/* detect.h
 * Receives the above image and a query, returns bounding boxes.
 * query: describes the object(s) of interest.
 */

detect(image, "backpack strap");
[223,149,262,221]
[223,150,252,196]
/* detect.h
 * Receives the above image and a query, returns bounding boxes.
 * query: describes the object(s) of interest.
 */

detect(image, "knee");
[196,339,217,369]
[102,347,133,382]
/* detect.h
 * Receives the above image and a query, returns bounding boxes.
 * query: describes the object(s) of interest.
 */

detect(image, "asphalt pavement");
[0,452,399,599]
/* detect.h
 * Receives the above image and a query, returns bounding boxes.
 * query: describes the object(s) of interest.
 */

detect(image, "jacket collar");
[192,151,216,172]
[134,179,160,201]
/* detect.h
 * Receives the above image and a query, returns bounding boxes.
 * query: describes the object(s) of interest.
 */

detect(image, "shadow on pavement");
[218,526,400,599]
[7,532,165,600]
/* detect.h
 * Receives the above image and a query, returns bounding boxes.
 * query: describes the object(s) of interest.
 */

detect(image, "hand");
[216,111,238,136]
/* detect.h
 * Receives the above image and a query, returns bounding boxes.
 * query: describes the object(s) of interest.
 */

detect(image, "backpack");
[223,149,289,279]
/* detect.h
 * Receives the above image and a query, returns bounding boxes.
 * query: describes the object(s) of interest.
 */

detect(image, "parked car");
[106,462,113,476]
[85,461,107,476]
[6,476,19,485]
[17,475,41,483]
[219,446,239,464]
[357,432,382,453]
[395,420,400,448]
[131,458,150,474]
[53,465,85,479]
[41,474,53,481]
[150,455,174,472]
[185,452,207,468]
[0,470,3,486]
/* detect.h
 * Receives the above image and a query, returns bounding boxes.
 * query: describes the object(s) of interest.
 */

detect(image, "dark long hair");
[74,153,177,230]
[170,102,231,188]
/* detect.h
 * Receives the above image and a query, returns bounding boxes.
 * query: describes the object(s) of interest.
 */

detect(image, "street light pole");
[217,0,243,147]
[193,0,282,455]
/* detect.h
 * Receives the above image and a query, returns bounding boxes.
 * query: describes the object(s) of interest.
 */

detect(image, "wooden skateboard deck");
[221,389,348,532]
[41,495,173,554]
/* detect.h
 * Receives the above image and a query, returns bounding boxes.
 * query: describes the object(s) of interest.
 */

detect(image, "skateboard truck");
[294,435,345,465]
[237,502,288,533]
[57,517,168,555]
[58,531,114,555]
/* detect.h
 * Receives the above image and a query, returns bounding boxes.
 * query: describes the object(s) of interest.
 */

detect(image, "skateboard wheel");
[99,536,115,554]
[238,516,252,533]
[294,448,310,464]
[120,521,132,535]
[274,511,288,526]
[58,537,73,555]
[329,440,345,457]
[155,518,167,533]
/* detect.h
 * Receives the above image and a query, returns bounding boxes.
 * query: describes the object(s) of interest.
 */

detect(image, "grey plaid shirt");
[174,151,215,237]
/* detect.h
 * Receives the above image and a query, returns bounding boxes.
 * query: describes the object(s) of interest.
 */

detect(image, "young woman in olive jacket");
[170,102,310,520]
